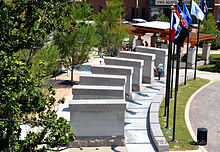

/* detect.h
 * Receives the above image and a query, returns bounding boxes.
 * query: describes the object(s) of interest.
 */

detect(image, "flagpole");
[171,44,181,142]
[170,44,175,99]
[194,20,200,80]
[184,0,192,85]
[171,12,183,142]
[164,5,174,119]
[165,6,175,129]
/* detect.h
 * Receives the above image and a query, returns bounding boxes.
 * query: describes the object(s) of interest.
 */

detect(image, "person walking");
[157,63,163,80]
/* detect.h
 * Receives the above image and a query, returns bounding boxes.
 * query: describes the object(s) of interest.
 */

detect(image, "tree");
[201,13,220,49]
[0,0,75,64]
[54,1,98,84]
[17,43,61,82]
[71,0,94,21]
[54,25,98,83]
[0,51,75,151]
[94,0,132,56]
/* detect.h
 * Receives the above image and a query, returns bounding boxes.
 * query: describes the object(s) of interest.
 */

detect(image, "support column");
[151,33,158,47]
[180,47,184,60]
[187,47,196,69]
[161,43,169,49]
[136,36,144,46]
[202,43,211,65]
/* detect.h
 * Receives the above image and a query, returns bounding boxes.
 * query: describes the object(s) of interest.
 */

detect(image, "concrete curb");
[149,73,194,152]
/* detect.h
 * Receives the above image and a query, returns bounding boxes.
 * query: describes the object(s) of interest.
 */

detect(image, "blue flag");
[201,0,208,20]
[177,5,187,26]
[177,5,183,15]
[183,3,193,26]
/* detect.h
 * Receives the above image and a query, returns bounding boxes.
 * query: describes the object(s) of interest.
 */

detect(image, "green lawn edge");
[197,54,220,73]
[159,77,210,150]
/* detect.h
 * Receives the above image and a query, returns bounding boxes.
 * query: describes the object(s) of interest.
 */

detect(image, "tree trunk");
[71,68,74,84]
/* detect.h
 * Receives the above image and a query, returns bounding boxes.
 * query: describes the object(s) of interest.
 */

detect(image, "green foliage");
[31,44,61,77]
[94,0,131,56]
[17,43,61,81]
[156,14,169,22]
[197,54,220,73]
[55,25,98,83]
[201,13,220,49]
[0,51,75,151]
[71,0,94,21]
[214,62,220,72]
[0,0,74,64]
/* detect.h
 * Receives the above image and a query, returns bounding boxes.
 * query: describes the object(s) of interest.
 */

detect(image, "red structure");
[86,0,150,21]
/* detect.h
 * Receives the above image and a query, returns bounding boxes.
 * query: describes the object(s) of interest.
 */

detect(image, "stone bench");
[118,51,155,84]
[136,46,168,77]
[69,99,126,147]
[103,57,144,91]
[72,85,125,100]
[80,73,126,88]
[90,65,133,101]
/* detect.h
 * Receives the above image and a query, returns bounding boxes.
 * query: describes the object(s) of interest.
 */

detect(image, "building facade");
[86,0,150,21]
[214,0,220,21]
[87,0,215,21]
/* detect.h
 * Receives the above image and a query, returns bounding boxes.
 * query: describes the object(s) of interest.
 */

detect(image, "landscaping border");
[149,73,194,152]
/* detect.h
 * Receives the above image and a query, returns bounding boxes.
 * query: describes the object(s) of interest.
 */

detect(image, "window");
[132,8,135,18]
[141,8,146,19]
[218,7,220,21]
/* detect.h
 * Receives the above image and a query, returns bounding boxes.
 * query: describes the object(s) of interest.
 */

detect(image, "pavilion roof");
[131,21,214,47]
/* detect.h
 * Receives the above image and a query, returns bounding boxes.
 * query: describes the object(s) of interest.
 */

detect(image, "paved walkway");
[189,71,220,152]
[55,53,220,152]
[57,77,166,152]
[125,78,166,152]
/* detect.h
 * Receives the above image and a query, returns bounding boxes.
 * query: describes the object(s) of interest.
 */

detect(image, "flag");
[201,0,208,20]
[173,21,189,47]
[183,2,193,26]
[136,0,139,8]
[171,11,180,42]
[171,10,189,47]
[191,0,204,20]
[177,5,187,27]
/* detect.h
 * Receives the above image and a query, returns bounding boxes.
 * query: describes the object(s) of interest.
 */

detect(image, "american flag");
[136,0,139,8]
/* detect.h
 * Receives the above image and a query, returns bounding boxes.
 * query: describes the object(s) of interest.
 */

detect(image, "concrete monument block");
[136,46,168,76]
[80,74,126,88]
[118,51,155,84]
[72,85,125,100]
[90,65,133,100]
[187,47,196,69]
[202,43,211,65]
[69,99,126,147]
[103,57,144,91]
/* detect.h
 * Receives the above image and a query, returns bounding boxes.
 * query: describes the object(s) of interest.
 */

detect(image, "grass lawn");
[159,78,210,151]
[197,54,220,72]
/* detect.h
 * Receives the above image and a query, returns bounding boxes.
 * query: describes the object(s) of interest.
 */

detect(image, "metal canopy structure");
[131,21,214,47]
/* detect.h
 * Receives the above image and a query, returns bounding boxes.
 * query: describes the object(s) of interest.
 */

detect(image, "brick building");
[86,0,150,21]
[87,0,216,22]
[214,0,220,21]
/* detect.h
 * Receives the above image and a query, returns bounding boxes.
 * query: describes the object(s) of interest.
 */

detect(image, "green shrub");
[156,14,169,22]
[214,62,220,72]
[201,13,220,50]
